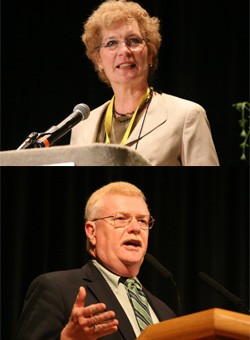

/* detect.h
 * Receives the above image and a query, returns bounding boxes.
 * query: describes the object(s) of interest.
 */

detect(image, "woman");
[70,0,219,166]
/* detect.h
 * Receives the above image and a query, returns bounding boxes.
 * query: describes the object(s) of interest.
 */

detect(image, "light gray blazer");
[70,92,219,166]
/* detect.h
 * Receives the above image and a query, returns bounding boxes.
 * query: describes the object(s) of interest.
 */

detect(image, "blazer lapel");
[142,285,175,321]
[81,262,136,340]
[125,93,168,146]
[78,102,109,143]
[81,93,168,146]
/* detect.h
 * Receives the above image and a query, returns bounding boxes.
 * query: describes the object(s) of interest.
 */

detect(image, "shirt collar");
[92,259,121,291]
[92,259,143,290]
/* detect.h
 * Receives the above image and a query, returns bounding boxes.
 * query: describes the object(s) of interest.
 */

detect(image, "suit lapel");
[78,102,109,143]
[81,262,136,340]
[142,285,175,321]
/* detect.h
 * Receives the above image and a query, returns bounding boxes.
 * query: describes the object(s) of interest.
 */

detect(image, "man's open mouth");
[123,239,141,247]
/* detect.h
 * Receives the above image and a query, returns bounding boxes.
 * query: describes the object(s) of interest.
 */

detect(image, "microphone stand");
[17,131,53,149]
[145,253,183,316]
[17,132,39,150]
[199,272,250,314]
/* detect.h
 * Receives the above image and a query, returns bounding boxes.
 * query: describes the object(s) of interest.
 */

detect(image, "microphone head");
[73,103,90,120]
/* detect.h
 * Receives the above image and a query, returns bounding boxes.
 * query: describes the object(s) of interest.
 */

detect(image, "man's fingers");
[81,302,107,318]
[74,286,86,308]
[74,287,106,316]
[91,310,116,325]
[92,319,119,337]
[72,287,108,323]
[65,288,119,339]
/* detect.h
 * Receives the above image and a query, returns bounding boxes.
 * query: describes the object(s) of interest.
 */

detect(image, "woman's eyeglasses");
[96,37,147,51]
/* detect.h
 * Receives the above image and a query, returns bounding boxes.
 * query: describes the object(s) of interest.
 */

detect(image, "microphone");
[198,272,250,314]
[35,103,90,148]
[145,252,183,316]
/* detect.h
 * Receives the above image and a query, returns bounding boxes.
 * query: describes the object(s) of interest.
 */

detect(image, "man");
[17,182,175,339]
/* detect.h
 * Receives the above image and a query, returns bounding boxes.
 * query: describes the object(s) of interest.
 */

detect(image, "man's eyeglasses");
[92,212,154,230]
[96,37,147,51]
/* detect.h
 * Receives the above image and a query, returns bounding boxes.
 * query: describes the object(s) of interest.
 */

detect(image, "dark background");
[1,0,249,338]
[2,0,249,165]
[1,167,249,339]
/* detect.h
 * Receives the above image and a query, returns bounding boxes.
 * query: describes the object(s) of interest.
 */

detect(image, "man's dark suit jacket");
[17,260,175,339]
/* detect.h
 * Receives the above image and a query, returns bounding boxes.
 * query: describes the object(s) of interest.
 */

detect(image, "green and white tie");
[123,278,153,332]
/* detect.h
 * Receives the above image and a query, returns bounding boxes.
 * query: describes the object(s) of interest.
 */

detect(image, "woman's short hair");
[82,0,162,85]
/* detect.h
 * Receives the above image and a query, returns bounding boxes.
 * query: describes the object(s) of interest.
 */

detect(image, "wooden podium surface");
[137,308,250,340]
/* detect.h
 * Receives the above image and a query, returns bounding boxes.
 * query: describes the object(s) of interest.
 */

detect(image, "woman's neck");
[112,84,148,114]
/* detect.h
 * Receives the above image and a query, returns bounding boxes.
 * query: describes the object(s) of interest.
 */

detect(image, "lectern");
[0,144,152,166]
[137,308,250,340]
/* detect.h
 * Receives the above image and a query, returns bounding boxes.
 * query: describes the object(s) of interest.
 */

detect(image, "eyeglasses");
[96,37,147,51]
[92,212,154,230]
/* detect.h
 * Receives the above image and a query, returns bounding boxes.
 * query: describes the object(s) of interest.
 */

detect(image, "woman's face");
[97,20,151,88]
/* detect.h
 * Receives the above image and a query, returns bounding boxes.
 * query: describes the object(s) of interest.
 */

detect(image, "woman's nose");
[117,41,132,53]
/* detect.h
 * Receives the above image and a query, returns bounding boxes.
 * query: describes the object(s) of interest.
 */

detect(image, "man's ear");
[85,221,96,246]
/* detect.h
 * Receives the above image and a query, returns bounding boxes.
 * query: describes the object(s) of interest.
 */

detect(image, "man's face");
[86,194,150,277]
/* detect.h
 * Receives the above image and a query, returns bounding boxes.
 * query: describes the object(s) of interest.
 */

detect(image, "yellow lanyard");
[105,87,151,145]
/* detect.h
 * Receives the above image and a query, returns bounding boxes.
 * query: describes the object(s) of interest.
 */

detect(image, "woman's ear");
[95,54,103,71]
[148,56,153,68]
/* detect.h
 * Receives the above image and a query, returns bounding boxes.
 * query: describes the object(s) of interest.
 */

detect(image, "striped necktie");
[123,278,153,332]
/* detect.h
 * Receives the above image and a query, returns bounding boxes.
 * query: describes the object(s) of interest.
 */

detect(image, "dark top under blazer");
[17,260,175,340]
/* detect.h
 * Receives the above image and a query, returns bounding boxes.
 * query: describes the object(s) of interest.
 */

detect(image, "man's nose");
[127,217,141,232]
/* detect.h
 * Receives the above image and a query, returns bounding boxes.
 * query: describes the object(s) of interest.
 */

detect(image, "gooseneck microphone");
[17,103,90,149]
[35,103,90,147]
[145,252,183,316]
[198,272,250,314]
